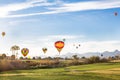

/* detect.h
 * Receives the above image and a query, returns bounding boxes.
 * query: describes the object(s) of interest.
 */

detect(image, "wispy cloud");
[0,0,56,18]
[49,0,120,12]
[47,35,85,40]
[0,0,120,18]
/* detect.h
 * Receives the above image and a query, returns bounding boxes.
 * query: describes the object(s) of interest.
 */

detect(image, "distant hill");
[60,50,120,58]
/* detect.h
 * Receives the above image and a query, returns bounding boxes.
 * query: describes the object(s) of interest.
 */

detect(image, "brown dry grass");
[88,68,120,74]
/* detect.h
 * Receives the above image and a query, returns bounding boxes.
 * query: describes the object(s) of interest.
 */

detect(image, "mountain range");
[60,50,120,58]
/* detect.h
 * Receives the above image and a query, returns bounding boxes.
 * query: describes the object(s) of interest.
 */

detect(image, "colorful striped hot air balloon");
[55,41,65,54]
[21,48,29,57]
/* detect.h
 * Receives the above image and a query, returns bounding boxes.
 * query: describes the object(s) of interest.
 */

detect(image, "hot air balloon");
[2,32,5,37]
[55,41,65,54]
[76,46,78,49]
[101,54,103,57]
[21,48,29,57]
[42,48,47,54]
[73,43,81,49]
[63,38,66,42]
[114,12,118,16]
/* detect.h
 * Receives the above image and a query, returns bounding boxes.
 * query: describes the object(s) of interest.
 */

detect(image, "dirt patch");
[88,68,120,74]
[0,73,35,76]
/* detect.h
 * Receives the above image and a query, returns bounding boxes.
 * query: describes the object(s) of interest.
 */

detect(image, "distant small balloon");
[73,43,81,49]
[76,46,78,49]
[2,32,5,37]
[101,54,103,57]
[63,38,66,42]
[114,12,118,16]
[42,48,47,54]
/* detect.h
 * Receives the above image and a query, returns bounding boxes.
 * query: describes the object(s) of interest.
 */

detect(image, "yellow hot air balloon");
[21,48,29,57]
[2,32,5,37]
[42,48,47,54]
[55,41,65,54]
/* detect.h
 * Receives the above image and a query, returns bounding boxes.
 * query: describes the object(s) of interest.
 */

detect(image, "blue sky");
[0,0,120,58]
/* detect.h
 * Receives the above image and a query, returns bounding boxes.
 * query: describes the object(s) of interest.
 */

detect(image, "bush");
[85,56,109,64]
[85,56,100,64]
[0,60,28,72]
[100,58,109,62]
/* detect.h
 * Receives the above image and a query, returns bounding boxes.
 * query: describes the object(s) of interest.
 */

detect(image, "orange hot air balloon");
[2,32,5,37]
[55,41,65,54]
[42,48,47,54]
[21,48,29,57]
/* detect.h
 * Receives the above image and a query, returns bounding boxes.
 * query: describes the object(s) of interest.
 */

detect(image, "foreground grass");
[0,62,120,80]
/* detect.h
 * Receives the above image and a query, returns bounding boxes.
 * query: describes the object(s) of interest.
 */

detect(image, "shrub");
[85,56,100,64]
[100,58,109,62]
[0,60,28,72]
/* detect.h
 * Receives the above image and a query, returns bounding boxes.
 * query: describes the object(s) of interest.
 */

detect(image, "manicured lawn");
[0,62,120,80]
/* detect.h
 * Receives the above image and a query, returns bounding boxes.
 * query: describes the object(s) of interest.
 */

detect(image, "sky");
[0,0,120,58]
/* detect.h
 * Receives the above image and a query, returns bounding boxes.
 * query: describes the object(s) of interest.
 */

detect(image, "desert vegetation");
[1,54,120,72]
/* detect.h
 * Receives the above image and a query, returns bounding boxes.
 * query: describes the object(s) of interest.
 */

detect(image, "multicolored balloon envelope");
[21,48,29,57]
[2,32,5,37]
[55,41,65,54]
[42,48,47,54]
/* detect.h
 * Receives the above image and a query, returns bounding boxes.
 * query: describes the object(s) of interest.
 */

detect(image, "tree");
[20,56,23,60]
[115,55,120,60]
[81,56,86,59]
[38,57,41,60]
[87,56,100,63]
[72,55,79,60]
[11,55,15,60]
[47,56,52,60]
[2,54,6,59]
[10,45,20,59]
[32,57,36,60]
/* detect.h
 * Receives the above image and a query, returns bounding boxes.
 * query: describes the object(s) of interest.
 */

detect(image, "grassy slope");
[0,62,120,80]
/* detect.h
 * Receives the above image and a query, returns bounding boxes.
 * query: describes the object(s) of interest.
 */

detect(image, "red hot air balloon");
[55,41,65,54]
[21,48,29,57]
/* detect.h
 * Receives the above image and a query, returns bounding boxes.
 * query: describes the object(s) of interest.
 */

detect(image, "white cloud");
[47,35,85,40]
[49,0,120,12]
[0,0,55,18]
[0,0,120,18]
[79,41,120,53]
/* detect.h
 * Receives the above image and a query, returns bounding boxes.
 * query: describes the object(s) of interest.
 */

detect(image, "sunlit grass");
[0,62,120,80]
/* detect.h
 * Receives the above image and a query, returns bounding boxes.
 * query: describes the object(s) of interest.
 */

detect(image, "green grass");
[0,62,120,80]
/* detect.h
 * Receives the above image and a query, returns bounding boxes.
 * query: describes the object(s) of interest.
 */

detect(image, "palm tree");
[10,45,20,59]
